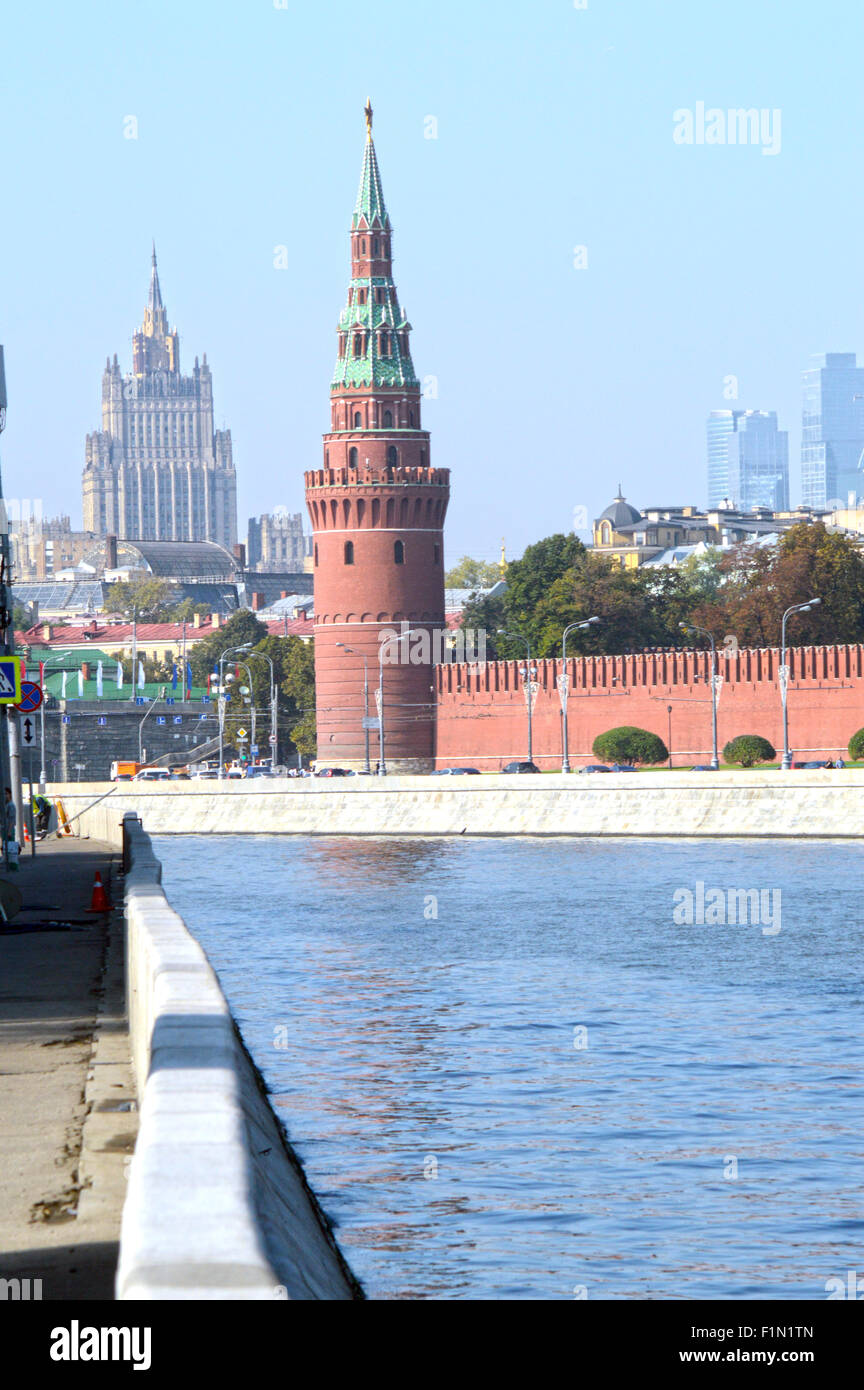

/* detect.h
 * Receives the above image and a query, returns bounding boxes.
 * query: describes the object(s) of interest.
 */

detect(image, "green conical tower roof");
[352,100,391,230]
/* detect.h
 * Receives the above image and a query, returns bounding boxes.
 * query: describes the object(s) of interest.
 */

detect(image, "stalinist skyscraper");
[82,247,237,546]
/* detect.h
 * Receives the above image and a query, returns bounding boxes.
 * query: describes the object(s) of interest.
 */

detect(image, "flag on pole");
[172,663,178,692]
[61,671,68,698]
[186,662,193,699]
[77,670,84,698]
[116,661,123,689]
[96,661,103,697]
[138,662,145,689]
[39,661,44,689]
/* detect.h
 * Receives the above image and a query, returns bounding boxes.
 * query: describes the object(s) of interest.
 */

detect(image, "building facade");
[247,510,308,571]
[82,248,237,547]
[304,106,449,770]
[706,409,743,507]
[801,352,864,509]
[727,411,789,511]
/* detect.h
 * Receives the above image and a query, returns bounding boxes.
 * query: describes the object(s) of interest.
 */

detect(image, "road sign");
[166,697,176,706]
[0,656,22,704]
[97,716,107,727]
[173,715,182,725]
[156,716,166,726]
[236,727,248,740]
[135,696,146,707]
[15,680,43,713]
[201,695,211,705]
[21,715,36,746]
[269,733,277,744]
[251,744,259,754]
[62,715,71,726]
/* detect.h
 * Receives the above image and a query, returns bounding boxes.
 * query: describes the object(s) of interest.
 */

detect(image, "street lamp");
[217,643,253,779]
[498,630,537,765]
[377,629,415,776]
[780,598,821,769]
[336,643,371,774]
[560,617,601,773]
[243,649,277,768]
[679,620,719,770]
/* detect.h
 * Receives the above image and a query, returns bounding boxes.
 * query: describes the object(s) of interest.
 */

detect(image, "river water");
[155,834,863,1300]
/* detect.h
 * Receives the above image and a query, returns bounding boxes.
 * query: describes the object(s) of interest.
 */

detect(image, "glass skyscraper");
[706,409,743,506]
[801,353,864,509]
[727,411,789,511]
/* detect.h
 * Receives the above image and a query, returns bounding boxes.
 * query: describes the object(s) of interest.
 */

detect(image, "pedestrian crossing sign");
[0,656,22,704]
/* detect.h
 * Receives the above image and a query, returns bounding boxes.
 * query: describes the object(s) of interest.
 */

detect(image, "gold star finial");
[364,98,373,140]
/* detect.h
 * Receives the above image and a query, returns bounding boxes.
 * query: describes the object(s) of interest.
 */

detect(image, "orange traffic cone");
[88,872,111,912]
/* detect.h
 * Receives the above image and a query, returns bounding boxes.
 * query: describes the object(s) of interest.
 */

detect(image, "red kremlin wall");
[433,644,864,768]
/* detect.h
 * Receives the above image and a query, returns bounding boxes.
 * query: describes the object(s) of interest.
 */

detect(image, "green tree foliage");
[848,728,864,760]
[188,610,268,686]
[444,556,502,589]
[106,577,182,622]
[722,735,776,767]
[592,726,668,765]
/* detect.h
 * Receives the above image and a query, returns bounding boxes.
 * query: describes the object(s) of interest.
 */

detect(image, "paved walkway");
[0,837,136,1300]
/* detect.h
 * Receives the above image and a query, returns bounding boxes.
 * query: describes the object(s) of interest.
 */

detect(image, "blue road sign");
[251,744,259,754]
[135,697,146,706]
[173,715,182,725]
[156,716,166,726]
[62,715,71,725]
[166,697,176,706]
[15,680,43,713]
[201,695,211,704]
[97,716,107,727]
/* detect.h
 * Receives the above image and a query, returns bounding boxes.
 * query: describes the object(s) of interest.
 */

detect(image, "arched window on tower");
[358,288,366,305]
[373,237,379,255]
[353,411,362,427]
[349,446,358,467]
[379,332,390,357]
[344,541,354,565]
[394,540,405,565]
[383,410,393,428]
[353,334,363,358]
[409,408,415,426]
[361,239,366,254]
[338,335,346,358]
[387,445,398,468]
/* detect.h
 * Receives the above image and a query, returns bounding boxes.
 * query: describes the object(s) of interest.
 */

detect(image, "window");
[361,239,366,253]
[338,336,345,358]
[314,544,318,566]
[387,445,398,468]
[376,288,383,304]
[344,541,354,564]
[394,540,405,565]
[379,332,390,356]
[349,446,358,467]
[383,410,393,428]
[353,411,362,427]
[358,288,366,305]
[409,409,415,426]
[353,334,363,357]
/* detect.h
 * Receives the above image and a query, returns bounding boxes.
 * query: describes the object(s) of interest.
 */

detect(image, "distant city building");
[801,352,864,509]
[727,411,789,511]
[9,511,97,582]
[82,247,237,547]
[706,410,744,507]
[247,510,309,572]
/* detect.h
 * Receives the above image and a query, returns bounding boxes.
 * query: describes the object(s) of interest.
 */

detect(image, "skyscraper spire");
[148,241,164,312]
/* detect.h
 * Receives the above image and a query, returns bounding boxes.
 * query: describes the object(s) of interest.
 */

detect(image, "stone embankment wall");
[55,769,864,839]
[82,807,356,1300]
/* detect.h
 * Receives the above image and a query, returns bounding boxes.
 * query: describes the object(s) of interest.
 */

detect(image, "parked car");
[432,767,481,775]
[578,764,611,774]
[610,764,637,772]
[315,767,352,777]
[690,765,717,772]
[501,761,541,774]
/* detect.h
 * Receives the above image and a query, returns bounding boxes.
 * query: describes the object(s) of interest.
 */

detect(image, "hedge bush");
[722,735,776,768]
[848,729,864,760]
[592,726,669,765]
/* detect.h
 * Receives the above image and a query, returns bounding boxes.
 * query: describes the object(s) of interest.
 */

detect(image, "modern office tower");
[82,248,237,546]
[707,410,744,506]
[801,353,864,508]
[727,411,789,511]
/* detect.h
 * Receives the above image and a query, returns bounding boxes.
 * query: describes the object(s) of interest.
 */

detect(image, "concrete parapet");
[108,813,355,1300]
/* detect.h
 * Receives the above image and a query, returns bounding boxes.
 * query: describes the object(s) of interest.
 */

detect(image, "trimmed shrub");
[722,735,776,768]
[592,726,669,766]
[848,729,864,761]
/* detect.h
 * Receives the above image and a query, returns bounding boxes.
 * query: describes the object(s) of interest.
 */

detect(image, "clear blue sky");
[1,0,861,561]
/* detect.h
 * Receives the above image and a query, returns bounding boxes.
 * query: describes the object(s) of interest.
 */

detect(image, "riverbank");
[49,768,864,839]
[0,838,133,1299]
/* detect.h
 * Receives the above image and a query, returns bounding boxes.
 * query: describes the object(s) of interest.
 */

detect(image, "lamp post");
[244,649,276,768]
[217,642,253,779]
[780,598,821,769]
[679,620,719,770]
[138,689,166,764]
[560,616,601,773]
[377,629,414,776]
[336,643,371,774]
[498,630,537,764]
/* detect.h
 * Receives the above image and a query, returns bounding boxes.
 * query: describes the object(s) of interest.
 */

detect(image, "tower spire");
[148,241,164,312]
[353,103,389,230]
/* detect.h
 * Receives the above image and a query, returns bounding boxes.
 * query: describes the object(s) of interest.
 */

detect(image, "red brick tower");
[305,103,450,771]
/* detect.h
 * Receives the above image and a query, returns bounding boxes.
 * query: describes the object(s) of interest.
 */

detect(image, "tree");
[848,728,864,761]
[279,637,316,759]
[722,735,776,768]
[444,556,502,589]
[188,610,268,686]
[593,726,668,765]
[106,577,181,622]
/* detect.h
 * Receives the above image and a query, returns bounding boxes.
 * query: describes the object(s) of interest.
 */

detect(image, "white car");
[133,767,172,782]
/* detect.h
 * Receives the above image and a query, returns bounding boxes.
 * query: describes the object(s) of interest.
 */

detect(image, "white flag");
[96,661,103,697]
[77,670,84,697]
[138,661,145,689]
[61,671,67,697]
[116,661,123,689]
